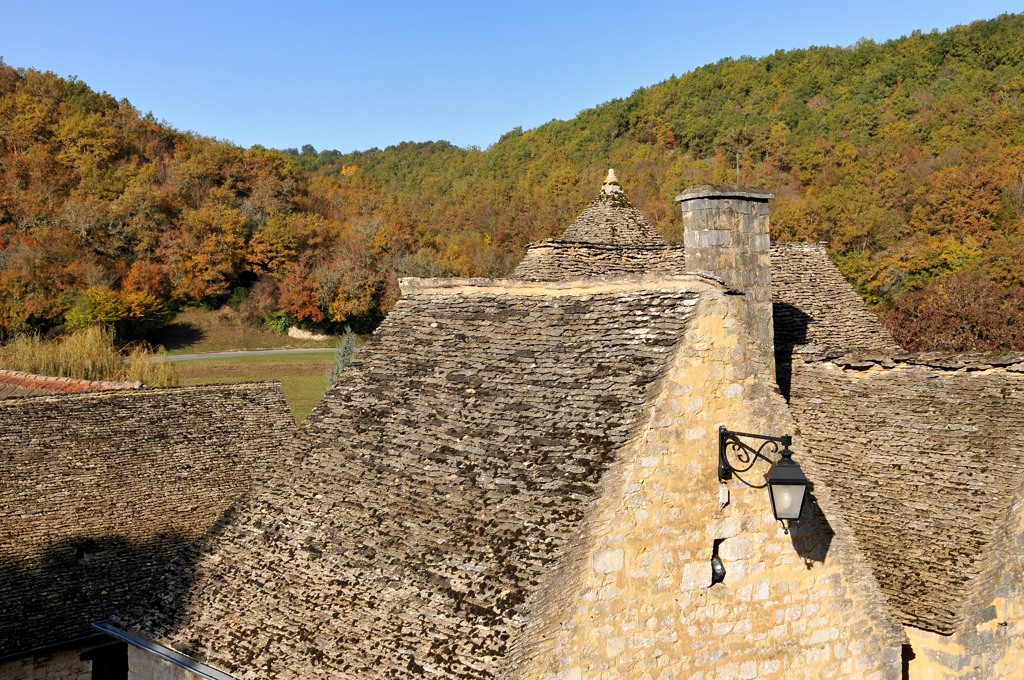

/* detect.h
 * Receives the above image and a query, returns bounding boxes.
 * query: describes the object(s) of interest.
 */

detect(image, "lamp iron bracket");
[718,426,792,484]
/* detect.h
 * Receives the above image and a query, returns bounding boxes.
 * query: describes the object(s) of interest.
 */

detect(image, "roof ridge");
[0,368,142,392]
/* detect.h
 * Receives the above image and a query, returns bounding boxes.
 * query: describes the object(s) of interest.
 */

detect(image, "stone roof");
[0,369,142,399]
[118,276,714,678]
[0,383,296,659]
[770,243,899,357]
[513,176,895,357]
[788,355,1024,634]
[514,240,896,359]
[512,242,687,280]
[554,169,666,246]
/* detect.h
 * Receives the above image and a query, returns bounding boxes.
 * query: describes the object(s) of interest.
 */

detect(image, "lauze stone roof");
[788,355,1024,634]
[555,170,666,246]
[118,277,709,678]
[0,383,296,660]
[515,243,896,359]
[5,173,928,677]
[770,243,899,356]
[514,174,896,358]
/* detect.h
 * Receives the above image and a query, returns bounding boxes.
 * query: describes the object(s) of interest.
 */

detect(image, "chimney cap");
[675,184,774,203]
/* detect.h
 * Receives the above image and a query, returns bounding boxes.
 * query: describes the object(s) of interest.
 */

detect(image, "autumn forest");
[2,14,1024,350]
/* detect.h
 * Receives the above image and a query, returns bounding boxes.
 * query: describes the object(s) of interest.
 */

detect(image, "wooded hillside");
[3,13,1023,350]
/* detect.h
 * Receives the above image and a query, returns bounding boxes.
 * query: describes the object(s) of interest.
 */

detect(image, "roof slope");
[0,383,295,658]
[770,243,898,356]
[121,277,709,678]
[788,356,1024,633]
[515,173,896,358]
[554,170,665,246]
[512,242,686,281]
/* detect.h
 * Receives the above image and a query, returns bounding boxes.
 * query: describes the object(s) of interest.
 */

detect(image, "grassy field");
[148,307,340,355]
[175,352,338,422]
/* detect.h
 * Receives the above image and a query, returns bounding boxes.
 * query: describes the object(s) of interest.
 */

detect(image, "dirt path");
[164,348,337,362]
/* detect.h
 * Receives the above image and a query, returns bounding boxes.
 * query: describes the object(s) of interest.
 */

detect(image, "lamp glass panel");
[770,483,806,520]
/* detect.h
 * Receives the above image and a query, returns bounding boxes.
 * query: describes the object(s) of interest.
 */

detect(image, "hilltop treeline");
[3,14,1024,350]
[0,62,420,336]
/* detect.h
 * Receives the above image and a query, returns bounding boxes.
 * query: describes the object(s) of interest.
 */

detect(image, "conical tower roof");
[556,169,666,246]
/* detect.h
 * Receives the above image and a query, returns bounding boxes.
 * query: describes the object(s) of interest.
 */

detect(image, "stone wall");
[0,649,90,680]
[678,185,776,369]
[511,292,903,678]
[126,647,203,680]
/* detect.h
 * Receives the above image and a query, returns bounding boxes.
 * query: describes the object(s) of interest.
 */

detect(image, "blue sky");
[2,1,1020,153]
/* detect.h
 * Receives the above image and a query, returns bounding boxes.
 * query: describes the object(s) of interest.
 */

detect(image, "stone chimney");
[676,184,775,365]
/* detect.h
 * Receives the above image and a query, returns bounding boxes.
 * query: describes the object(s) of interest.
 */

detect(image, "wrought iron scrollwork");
[718,426,792,486]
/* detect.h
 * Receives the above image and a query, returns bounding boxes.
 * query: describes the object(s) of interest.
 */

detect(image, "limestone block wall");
[0,649,90,680]
[511,293,903,679]
[126,647,204,680]
[678,186,775,365]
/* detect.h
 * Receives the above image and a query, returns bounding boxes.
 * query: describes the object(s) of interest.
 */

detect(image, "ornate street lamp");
[718,426,812,522]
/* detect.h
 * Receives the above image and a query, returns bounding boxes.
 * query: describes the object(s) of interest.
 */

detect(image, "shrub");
[0,326,178,385]
[263,310,295,334]
[328,325,357,386]
[120,344,179,386]
[881,272,1024,351]
[65,287,172,338]
[240,276,280,326]
[229,286,249,311]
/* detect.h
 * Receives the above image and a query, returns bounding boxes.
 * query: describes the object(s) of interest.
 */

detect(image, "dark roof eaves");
[399,273,727,294]
[524,241,685,252]
[793,351,1024,373]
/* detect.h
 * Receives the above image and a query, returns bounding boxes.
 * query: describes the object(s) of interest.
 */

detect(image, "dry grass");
[0,327,179,386]
[174,352,337,422]
[153,307,340,355]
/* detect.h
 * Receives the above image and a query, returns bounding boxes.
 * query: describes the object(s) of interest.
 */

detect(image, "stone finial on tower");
[677,184,776,368]
[601,168,622,195]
